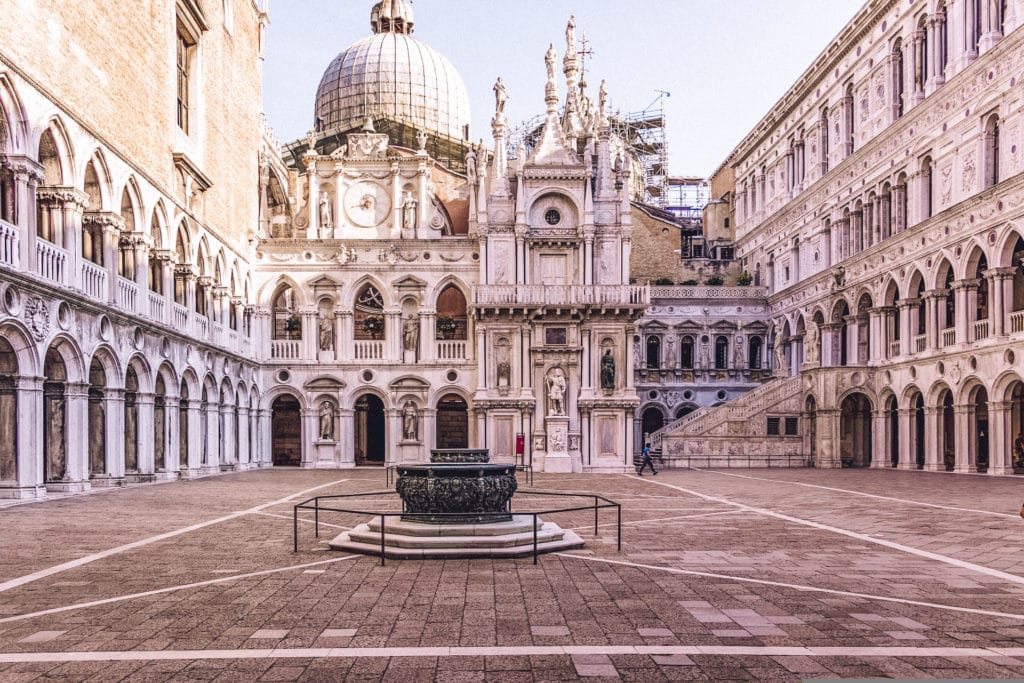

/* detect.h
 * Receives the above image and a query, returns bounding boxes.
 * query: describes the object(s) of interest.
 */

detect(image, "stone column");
[136,392,155,476]
[221,401,236,466]
[880,193,892,240]
[923,406,943,471]
[954,279,978,343]
[898,300,915,356]
[897,407,917,470]
[851,209,863,253]
[868,308,885,362]
[871,195,883,244]
[953,404,973,473]
[105,389,126,482]
[989,400,1013,474]
[164,396,181,476]
[892,184,906,233]
[64,382,90,489]
[912,29,926,103]
[871,409,888,468]
[985,267,1014,336]
[923,290,943,350]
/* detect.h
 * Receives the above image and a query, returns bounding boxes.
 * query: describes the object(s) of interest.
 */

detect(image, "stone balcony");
[473,284,649,311]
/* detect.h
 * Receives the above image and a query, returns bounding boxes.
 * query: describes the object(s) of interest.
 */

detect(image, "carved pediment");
[304,376,346,392]
[308,275,341,290]
[389,375,430,394]
[392,275,427,290]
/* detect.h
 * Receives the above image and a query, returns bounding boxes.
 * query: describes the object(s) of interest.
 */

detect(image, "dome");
[314,2,471,142]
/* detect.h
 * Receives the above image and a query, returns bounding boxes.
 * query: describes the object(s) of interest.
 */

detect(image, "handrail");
[293,489,621,565]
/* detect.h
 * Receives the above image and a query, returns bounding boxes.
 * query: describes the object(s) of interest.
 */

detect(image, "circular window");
[161,339,172,358]
[133,327,145,350]
[936,361,945,375]
[545,209,561,225]
[276,370,291,383]
[446,370,458,382]
[908,366,917,380]
[98,316,113,341]
[716,390,728,400]
[969,356,978,371]
[1006,349,1016,366]
[2,285,21,315]
[57,301,73,330]
[648,391,658,399]
[683,390,694,400]
[362,370,374,383]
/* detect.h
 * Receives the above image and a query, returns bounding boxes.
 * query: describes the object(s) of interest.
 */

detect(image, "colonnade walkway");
[3,468,1024,679]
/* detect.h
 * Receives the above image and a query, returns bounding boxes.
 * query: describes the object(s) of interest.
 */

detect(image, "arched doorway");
[887,395,899,467]
[436,394,469,449]
[44,348,69,483]
[913,392,925,469]
[839,393,872,467]
[1012,381,1024,471]
[675,404,698,420]
[271,395,302,466]
[179,381,190,469]
[972,386,989,473]
[641,406,665,445]
[0,337,17,482]
[87,358,107,478]
[939,388,955,471]
[355,394,386,465]
[154,375,166,472]
[124,367,139,474]
[805,395,817,466]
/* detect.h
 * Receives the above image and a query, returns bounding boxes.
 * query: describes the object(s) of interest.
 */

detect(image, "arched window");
[920,156,933,220]
[984,113,1000,188]
[436,285,468,340]
[714,336,729,370]
[354,284,385,340]
[820,106,830,175]
[272,284,301,340]
[680,336,694,369]
[844,83,854,155]
[892,38,905,120]
[646,336,661,370]
[748,336,763,370]
[118,188,136,278]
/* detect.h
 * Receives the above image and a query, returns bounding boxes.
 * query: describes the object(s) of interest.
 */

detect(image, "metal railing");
[293,489,621,566]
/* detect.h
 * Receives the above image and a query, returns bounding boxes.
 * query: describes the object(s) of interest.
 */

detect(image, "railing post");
[293,506,298,553]
[380,515,386,566]
[533,513,539,565]
[616,504,622,552]
[593,496,599,536]
[315,499,320,539]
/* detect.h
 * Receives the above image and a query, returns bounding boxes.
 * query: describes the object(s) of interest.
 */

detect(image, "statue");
[402,401,419,441]
[493,77,508,118]
[545,44,557,84]
[497,346,511,386]
[734,336,744,369]
[318,401,335,441]
[318,191,333,230]
[699,340,710,369]
[664,336,677,369]
[598,79,608,118]
[401,191,418,232]
[465,147,478,185]
[600,350,615,390]
[403,316,419,353]
[566,15,577,55]
[318,315,333,351]
[805,323,820,363]
[546,368,566,416]
[416,128,428,153]
[306,129,318,154]
[774,342,788,374]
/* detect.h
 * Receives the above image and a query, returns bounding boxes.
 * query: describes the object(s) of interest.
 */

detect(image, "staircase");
[651,376,806,468]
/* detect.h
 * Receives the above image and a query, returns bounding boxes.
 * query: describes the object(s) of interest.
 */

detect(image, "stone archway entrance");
[271,395,302,466]
[805,396,817,466]
[887,395,899,467]
[641,407,664,445]
[913,393,925,469]
[355,394,386,465]
[43,348,68,483]
[436,394,469,449]
[0,338,17,483]
[839,393,872,467]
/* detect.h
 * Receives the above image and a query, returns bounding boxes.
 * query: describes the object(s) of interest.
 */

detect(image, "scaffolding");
[665,176,710,222]
[611,92,669,208]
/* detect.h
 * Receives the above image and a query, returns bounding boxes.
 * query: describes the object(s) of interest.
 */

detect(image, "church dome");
[314,1,471,142]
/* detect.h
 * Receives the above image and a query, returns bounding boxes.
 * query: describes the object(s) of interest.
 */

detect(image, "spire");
[370,0,414,35]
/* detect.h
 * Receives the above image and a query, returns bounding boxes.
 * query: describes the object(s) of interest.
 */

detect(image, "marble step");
[344,521,569,550]
[363,515,544,538]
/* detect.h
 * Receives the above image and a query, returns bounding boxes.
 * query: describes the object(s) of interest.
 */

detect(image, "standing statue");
[402,401,419,441]
[734,335,744,369]
[401,191,418,232]
[566,15,577,55]
[545,44,557,84]
[416,128,428,153]
[699,339,710,369]
[493,77,508,118]
[318,315,334,351]
[805,323,820,363]
[598,79,608,118]
[664,336,677,370]
[547,368,567,416]
[600,350,615,390]
[774,342,788,374]
[465,147,478,185]
[318,191,333,230]
[497,346,511,386]
[402,316,419,353]
[319,401,335,441]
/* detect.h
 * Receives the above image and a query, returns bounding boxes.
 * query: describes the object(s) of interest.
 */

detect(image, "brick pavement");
[1,468,1024,679]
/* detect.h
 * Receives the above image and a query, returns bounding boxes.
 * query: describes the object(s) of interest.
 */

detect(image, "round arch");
[0,321,40,377]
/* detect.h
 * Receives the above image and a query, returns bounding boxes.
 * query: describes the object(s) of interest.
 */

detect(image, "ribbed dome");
[314,4,471,142]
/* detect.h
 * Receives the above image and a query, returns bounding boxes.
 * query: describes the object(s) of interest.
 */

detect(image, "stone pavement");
[3,467,1024,680]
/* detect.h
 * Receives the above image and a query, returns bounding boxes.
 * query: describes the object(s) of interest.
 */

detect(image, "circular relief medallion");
[344,180,391,228]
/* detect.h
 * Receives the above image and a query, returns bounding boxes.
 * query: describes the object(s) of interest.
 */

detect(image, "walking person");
[638,442,657,476]
[1014,432,1024,469]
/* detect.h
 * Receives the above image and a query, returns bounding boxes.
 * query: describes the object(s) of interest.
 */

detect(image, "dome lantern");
[370,0,414,35]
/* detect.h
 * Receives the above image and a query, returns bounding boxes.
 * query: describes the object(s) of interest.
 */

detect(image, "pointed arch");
[82,149,112,211]
[0,74,29,156]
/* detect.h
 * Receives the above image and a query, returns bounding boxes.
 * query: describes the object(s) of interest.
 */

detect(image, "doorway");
[355,394,386,465]
[271,395,302,466]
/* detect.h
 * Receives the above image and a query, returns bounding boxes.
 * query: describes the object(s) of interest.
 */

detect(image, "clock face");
[344,180,391,228]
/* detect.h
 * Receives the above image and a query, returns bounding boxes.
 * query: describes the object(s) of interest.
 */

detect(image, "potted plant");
[284,315,302,339]
[704,275,725,286]
[436,316,458,339]
[737,271,753,286]
[361,315,384,339]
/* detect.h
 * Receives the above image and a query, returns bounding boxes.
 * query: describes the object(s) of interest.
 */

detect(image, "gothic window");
[820,106,830,174]
[272,284,300,340]
[149,212,163,293]
[436,285,468,340]
[892,38,905,120]
[646,336,661,369]
[984,113,1000,188]
[118,188,136,278]
[714,336,729,370]
[921,156,933,220]
[844,83,854,154]
[354,283,385,340]
[680,336,694,369]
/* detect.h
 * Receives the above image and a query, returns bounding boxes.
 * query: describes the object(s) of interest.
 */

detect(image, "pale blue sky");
[263,1,863,177]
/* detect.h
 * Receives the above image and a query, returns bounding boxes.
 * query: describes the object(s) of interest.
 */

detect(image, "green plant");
[436,316,458,338]
[361,315,384,338]
[629,277,637,284]
[653,277,675,286]
[679,279,698,286]
[737,271,753,286]
[704,275,725,286]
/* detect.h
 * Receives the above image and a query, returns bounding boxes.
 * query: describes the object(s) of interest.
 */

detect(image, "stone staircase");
[650,376,806,468]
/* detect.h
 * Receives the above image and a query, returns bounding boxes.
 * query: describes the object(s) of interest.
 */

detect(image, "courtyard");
[1,470,1024,680]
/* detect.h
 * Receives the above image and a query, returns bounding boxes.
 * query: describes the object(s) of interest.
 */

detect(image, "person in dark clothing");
[638,442,657,476]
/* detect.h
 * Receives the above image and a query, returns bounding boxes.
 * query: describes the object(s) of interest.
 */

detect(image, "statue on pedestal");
[493,77,508,119]
[545,44,557,85]
[805,323,820,363]
[318,315,334,351]
[401,191,418,232]
[318,191,333,231]
[497,346,511,386]
[402,401,419,441]
[774,343,788,374]
[403,316,419,353]
[465,147,478,185]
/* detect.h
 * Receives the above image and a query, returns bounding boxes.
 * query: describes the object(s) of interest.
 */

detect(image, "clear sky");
[262,0,864,177]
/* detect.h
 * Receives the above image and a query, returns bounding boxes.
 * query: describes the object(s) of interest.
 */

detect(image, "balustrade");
[192,312,209,339]
[914,334,927,353]
[270,340,300,360]
[80,260,107,300]
[0,219,18,268]
[354,340,384,360]
[1011,310,1024,334]
[475,285,649,307]
[973,319,990,341]
[436,340,467,361]
[118,277,138,313]
[889,340,901,357]
[36,240,67,286]
[171,303,188,330]
[148,292,165,323]
[940,327,955,348]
